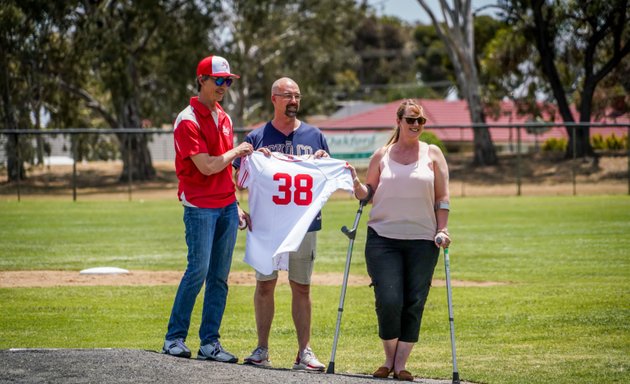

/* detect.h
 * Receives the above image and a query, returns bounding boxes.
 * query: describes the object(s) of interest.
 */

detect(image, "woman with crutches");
[350,99,451,382]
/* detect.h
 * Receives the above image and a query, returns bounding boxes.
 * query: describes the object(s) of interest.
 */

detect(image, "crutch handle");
[341,225,356,239]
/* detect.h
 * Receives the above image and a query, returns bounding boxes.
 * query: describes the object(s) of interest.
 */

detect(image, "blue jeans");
[165,203,238,345]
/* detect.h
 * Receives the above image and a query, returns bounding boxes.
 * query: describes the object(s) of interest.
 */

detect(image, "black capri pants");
[365,226,440,342]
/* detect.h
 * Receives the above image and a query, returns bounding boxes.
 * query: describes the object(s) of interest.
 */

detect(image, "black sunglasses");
[404,116,427,125]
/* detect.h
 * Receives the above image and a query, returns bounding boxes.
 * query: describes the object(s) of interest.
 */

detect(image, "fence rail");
[1,123,629,201]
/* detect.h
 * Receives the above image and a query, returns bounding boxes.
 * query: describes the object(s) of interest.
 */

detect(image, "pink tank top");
[368,142,436,240]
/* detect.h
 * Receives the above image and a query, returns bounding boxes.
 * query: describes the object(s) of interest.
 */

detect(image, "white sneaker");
[197,341,238,363]
[292,347,325,372]
[243,346,271,367]
[162,338,191,358]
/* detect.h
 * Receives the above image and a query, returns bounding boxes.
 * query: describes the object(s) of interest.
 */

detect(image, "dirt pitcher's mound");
[0,348,474,384]
[0,270,503,288]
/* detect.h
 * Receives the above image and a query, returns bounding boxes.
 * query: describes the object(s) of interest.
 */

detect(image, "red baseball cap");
[196,55,240,78]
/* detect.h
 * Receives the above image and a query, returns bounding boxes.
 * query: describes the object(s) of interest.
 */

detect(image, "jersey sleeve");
[236,154,252,189]
[174,119,208,158]
[318,158,354,192]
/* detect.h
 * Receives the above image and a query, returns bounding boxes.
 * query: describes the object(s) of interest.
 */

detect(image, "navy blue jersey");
[234,121,330,231]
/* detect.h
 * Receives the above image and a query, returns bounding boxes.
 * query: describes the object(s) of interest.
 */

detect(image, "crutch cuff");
[359,184,374,205]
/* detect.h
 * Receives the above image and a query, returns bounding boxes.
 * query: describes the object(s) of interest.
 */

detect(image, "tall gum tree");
[58,0,219,181]
[0,1,79,181]
[416,0,498,165]
[502,0,630,158]
[216,0,363,127]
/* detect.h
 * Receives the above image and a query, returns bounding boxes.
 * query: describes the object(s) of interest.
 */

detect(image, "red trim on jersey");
[237,168,249,189]
[270,152,315,163]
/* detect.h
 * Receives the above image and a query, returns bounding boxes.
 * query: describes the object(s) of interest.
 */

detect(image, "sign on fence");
[324,131,390,166]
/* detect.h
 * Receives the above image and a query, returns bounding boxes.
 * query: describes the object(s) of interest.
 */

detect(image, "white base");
[79,267,129,275]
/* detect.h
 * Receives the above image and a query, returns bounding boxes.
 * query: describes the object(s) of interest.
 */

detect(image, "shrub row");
[542,133,628,152]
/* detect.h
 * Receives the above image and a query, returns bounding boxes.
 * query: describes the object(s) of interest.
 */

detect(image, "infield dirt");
[0,270,504,288]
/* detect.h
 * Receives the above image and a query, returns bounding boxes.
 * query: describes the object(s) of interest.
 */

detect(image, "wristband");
[435,201,450,211]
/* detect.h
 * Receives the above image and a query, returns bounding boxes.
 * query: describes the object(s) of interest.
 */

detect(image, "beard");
[284,104,298,118]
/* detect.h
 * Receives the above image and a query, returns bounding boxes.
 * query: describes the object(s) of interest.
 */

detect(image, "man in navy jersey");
[234,77,329,371]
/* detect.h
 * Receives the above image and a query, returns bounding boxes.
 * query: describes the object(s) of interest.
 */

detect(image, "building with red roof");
[317,99,628,154]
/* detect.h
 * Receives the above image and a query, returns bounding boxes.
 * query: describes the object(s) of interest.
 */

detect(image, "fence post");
[572,126,577,196]
[516,126,522,196]
[72,136,77,202]
[127,133,132,201]
[16,133,21,202]
[460,126,466,197]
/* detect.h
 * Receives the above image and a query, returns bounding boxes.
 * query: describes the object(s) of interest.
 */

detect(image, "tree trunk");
[6,134,26,181]
[464,69,498,165]
[531,0,629,158]
[117,97,155,182]
[118,133,156,181]
[0,53,26,181]
[530,1,580,159]
[571,82,596,158]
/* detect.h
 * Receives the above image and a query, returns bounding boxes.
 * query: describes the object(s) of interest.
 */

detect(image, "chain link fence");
[1,124,628,201]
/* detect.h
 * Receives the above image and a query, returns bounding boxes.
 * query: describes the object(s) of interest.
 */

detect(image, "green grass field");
[1,196,629,383]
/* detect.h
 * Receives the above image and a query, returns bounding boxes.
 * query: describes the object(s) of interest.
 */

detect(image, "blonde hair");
[386,99,423,146]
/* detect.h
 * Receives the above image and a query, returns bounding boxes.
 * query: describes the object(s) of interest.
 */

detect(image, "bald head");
[271,77,299,95]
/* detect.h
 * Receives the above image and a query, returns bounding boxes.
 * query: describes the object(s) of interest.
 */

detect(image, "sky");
[365,0,500,24]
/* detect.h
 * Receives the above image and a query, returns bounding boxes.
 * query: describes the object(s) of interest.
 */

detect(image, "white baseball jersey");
[237,151,354,275]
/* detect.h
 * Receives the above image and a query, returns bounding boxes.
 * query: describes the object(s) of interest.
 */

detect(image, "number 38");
[272,173,313,206]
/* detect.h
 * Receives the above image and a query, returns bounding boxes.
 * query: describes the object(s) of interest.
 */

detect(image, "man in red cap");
[162,55,253,363]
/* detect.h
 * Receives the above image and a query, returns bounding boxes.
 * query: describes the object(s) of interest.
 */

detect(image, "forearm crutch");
[326,199,367,374]
[439,238,460,384]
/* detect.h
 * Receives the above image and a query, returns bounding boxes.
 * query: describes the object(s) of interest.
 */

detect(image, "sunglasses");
[201,76,233,87]
[212,77,233,87]
[404,116,427,125]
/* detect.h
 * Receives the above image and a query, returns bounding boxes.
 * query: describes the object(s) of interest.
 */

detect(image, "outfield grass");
[0,196,629,383]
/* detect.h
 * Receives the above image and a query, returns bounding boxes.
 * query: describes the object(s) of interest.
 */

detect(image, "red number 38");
[272,173,313,206]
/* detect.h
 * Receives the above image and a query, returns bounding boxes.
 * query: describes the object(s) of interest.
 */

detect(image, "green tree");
[216,0,364,126]
[0,1,85,181]
[413,24,453,97]
[60,0,221,180]
[1,2,30,181]
[1,0,221,182]
[414,15,504,99]
[352,15,423,100]
[415,0,498,165]
[499,0,630,158]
